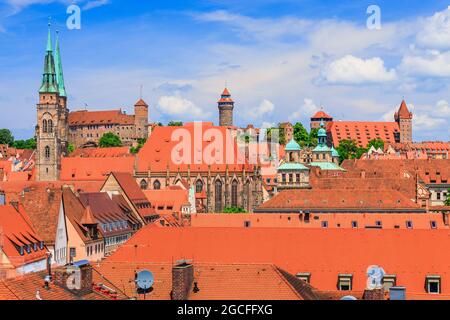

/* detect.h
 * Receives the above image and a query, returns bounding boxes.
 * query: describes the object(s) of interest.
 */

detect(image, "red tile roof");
[256,189,422,213]
[0,205,47,268]
[69,110,134,126]
[189,213,449,229]
[143,188,189,215]
[107,227,450,298]
[395,100,413,119]
[134,99,148,107]
[94,261,318,300]
[136,122,255,173]
[69,147,132,158]
[61,157,135,181]
[311,110,332,119]
[328,121,400,147]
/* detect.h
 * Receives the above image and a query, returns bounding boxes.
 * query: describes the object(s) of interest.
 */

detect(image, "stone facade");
[35,25,68,181]
[218,88,234,126]
[135,166,263,213]
[68,99,149,148]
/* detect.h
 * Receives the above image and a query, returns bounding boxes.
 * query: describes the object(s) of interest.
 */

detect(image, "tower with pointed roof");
[36,21,68,181]
[394,100,413,143]
[218,88,234,126]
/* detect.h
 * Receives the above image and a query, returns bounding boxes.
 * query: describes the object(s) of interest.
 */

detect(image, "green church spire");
[39,18,58,94]
[54,30,67,97]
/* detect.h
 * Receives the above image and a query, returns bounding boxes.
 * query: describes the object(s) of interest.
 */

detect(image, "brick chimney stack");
[54,262,93,296]
[363,288,385,300]
[171,261,194,300]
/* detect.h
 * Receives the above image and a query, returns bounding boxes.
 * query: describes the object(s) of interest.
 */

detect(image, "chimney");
[363,288,385,300]
[54,261,93,296]
[171,261,194,300]
[389,286,406,300]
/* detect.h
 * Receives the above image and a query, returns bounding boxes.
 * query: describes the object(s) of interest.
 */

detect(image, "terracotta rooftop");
[61,157,135,181]
[136,122,255,173]
[107,227,450,298]
[311,110,332,119]
[395,100,413,120]
[143,188,190,215]
[94,261,323,300]
[256,189,423,213]
[328,121,400,148]
[69,147,132,158]
[68,110,134,126]
[0,205,47,269]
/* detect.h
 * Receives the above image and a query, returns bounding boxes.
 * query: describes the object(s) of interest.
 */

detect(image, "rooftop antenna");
[135,270,154,300]
[140,85,143,100]
[84,102,88,111]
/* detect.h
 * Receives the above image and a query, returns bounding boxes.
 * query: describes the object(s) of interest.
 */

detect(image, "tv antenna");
[135,270,154,300]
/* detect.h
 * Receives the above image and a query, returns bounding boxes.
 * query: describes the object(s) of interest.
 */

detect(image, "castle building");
[35,24,69,181]
[68,98,149,148]
[218,88,234,126]
[315,100,413,148]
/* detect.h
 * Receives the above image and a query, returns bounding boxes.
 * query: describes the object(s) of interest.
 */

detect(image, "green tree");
[0,129,14,146]
[99,132,122,148]
[337,139,368,163]
[130,138,147,154]
[168,121,183,126]
[223,207,247,213]
[309,128,319,147]
[367,138,384,150]
[67,143,75,154]
[12,138,36,150]
[266,125,286,145]
[445,189,450,206]
[293,122,309,147]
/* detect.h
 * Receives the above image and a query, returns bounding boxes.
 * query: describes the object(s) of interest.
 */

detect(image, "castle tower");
[218,88,234,126]
[394,100,413,143]
[134,98,149,140]
[36,22,67,181]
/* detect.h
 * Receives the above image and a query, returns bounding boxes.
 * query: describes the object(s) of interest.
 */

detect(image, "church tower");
[36,22,68,181]
[394,100,413,143]
[218,88,234,126]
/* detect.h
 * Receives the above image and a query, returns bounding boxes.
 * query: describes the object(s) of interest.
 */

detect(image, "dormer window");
[39,241,44,250]
[33,243,38,251]
[426,276,441,294]
[19,246,24,256]
[296,272,311,284]
[338,274,353,291]
[430,221,437,229]
[406,221,413,229]
[26,245,31,254]
[382,274,397,290]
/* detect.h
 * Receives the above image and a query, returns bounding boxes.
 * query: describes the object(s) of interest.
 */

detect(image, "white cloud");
[413,113,447,130]
[82,0,109,10]
[247,99,274,119]
[319,55,397,85]
[289,98,319,121]
[400,51,450,78]
[417,6,450,50]
[157,95,205,119]
[435,100,450,117]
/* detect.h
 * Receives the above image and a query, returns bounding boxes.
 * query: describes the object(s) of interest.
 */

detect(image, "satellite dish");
[366,265,385,290]
[136,270,154,290]
[340,295,357,300]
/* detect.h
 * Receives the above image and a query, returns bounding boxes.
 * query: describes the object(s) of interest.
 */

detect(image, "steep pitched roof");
[107,227,450,298]
[311,110,332,119]
[395,100,413,119]
[0,205,47,268]
[136,122,255,173]
[69,147,131,158]
[328,121,400,148]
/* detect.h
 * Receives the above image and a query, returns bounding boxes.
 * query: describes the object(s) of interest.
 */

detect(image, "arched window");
[48,119,53,133]
[140,179,148,190]
[42,119,48,133]
[231,180,238,208]
[214,180,223,212]
[153,180,161,190]
[44,146,50,159]
[195,179,203,193]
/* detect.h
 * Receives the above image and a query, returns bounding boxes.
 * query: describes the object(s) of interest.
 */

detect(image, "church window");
[48,119,53,133]
[44,146,51,159]
[42,119,48,133]
[215,180,223,212]
[140,179,148,190]
[231,180,238,207]
[195,180,203,193]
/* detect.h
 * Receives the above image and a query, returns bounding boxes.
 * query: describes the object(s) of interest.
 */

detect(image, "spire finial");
[46,17,52,52]
[140,84,143,99]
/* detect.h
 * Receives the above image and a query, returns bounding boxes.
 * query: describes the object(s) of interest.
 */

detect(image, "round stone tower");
[218,88,234,127]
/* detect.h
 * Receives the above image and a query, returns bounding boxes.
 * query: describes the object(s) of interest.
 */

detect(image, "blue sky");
[0,0,449,141]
